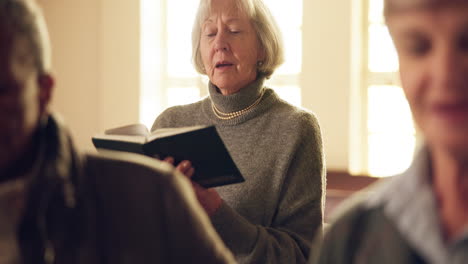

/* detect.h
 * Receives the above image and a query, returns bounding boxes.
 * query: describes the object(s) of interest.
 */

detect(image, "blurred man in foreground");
[0,0,234,263]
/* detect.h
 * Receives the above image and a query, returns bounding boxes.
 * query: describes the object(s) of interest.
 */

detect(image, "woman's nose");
[213,32,229,52]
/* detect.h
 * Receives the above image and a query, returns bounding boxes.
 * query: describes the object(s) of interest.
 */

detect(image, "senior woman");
[311,0,468,263]
[152,0,325,263]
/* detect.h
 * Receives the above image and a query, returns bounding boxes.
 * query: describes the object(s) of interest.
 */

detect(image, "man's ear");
[37,73,54,115]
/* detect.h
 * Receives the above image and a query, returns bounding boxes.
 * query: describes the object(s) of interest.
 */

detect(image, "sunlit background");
[365,0,416,176]
[140,0,415,177]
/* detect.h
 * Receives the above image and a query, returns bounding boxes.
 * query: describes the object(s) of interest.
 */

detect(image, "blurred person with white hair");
[310,0,468,263]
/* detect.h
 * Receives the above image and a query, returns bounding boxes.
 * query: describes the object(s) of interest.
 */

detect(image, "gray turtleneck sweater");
[152,78,325,264]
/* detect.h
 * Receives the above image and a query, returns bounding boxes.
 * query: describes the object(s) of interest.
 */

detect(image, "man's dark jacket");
[19,115,234,264]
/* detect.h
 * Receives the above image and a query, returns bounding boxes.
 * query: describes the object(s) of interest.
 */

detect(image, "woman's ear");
[37,73,54,115]
[258,46,266,62]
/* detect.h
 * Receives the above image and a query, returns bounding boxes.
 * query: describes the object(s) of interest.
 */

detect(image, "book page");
[105,123,149,136]
[148,125,210,141]
[93,134,148,144]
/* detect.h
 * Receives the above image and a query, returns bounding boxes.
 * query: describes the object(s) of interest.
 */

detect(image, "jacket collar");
[20,114,81,264]
[365,146,449,264]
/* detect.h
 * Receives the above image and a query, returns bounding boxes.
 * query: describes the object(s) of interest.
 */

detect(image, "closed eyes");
[203,28,242,37]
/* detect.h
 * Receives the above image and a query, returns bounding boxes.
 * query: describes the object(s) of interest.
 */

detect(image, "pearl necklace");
[211,89,265,120]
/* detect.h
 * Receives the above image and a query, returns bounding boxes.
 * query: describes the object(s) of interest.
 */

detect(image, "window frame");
[350,0,416,177]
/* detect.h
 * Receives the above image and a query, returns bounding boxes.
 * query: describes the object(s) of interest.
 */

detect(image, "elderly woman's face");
[388,4,468,152]
[200,0,264,95]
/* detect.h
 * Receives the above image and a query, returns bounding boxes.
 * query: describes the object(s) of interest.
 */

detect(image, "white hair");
[192,0,284,79]
[384,0,468,17]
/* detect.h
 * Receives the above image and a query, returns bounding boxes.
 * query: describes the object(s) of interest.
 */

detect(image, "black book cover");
[92,125,244,188]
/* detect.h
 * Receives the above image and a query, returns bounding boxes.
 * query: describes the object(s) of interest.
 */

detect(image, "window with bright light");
[140,0,303,127]
[365,0,416,177]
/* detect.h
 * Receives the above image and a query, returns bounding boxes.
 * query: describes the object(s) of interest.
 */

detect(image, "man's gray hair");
[0,0,51,74]
[192,0,284,79]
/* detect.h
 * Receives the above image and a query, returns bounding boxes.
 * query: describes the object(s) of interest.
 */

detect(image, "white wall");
[39,0,353,170]
[302,1,352,170]
[40,0,140,151]
[39,0,100,150]
[98,0,140,132]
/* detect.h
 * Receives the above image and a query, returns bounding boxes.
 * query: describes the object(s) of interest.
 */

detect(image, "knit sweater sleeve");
[151,107,179,130]
[211,113,325,263]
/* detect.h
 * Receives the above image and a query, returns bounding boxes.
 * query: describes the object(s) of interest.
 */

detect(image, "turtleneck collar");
[209,76,266,113]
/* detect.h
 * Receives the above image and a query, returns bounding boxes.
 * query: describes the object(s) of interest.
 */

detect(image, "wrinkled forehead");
[203,0,250,21]
[385,0,468,15]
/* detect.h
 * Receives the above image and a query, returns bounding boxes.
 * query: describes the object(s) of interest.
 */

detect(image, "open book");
[92,124,244,188]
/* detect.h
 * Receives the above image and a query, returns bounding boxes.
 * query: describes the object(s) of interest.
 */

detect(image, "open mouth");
[432,101,468,121]
[435,100,468,111]
[215,62,234,69]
